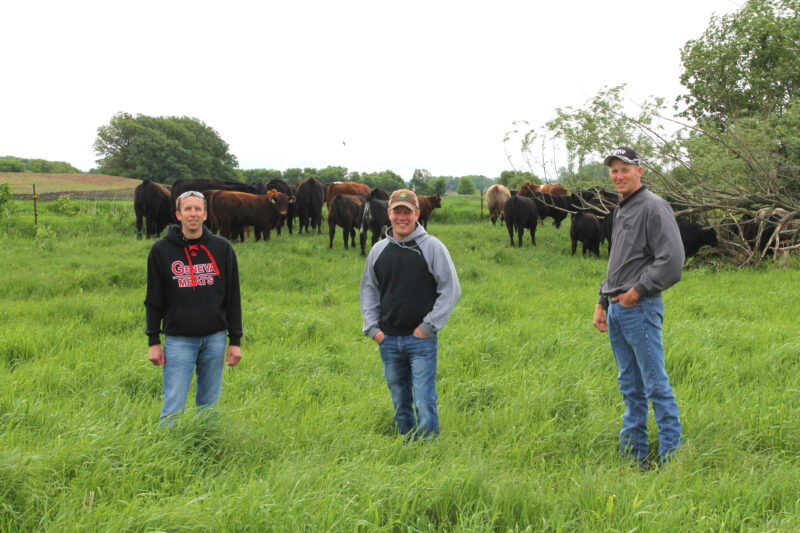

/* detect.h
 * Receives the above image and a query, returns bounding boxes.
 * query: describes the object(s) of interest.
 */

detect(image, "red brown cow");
[211,190,293,242]
[417,194,442,229]
[519,182,541,196]
[485,184,511,226]
[325,181,371,209]
[540,183,568,195]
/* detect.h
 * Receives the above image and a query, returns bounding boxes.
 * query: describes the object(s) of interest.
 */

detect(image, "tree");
[283,168,304,185]
[679,0,800,125]
[460,175,493,192]
[498,170,539,190]
[94,112,239,183]
[242,169,282,184]
[317,166,347,184]
[410,169,435,195]
[0,157,26,172]
[432,176,448,195]
[361,170,406,191]
[0,156,81,173]
[456,176,476,195]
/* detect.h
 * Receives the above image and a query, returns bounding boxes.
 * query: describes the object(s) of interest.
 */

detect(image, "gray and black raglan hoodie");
[360,223,460,338]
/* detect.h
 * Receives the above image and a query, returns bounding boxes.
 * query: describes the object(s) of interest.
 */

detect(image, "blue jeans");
[378,333,439,438]
[607,297,682,463]
[161,330,227,422]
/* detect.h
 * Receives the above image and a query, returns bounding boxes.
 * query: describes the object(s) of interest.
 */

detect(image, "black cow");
[296,177,325,234]
[370,187,390,201]
[265,179,290,195]
[600,207,615,254]
[359,197,390,256]
[740,208,800,252]
[504,195,538,247]
[678,222,718,259]
[570,212,603,257]
[134,180,172,239]
[328,194,363,249]
[518,188,570,229]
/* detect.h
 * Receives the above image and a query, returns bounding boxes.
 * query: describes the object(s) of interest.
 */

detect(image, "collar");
[618,185,647,209]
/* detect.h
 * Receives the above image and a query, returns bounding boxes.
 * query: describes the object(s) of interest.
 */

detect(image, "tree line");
[86,111,547,195]
[0,156,81,174]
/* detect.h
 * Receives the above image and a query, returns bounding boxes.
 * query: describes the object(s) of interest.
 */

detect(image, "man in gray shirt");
[593,147,684,469]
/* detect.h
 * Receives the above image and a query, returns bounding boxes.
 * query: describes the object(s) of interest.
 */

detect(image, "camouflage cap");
[388,189,419,211]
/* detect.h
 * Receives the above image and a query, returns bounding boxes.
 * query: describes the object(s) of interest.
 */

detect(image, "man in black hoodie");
[145,191,243,423]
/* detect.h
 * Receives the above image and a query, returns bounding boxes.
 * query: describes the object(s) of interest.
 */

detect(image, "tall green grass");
[1,197,799,531]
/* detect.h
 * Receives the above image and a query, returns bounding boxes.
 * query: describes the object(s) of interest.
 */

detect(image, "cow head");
[267,190,292,215]
[430,194,442,208]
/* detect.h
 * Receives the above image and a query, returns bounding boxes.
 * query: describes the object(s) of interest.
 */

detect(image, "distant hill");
[2,173,142,200]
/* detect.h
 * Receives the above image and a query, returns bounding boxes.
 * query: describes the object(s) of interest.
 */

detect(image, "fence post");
[33,184,38,228]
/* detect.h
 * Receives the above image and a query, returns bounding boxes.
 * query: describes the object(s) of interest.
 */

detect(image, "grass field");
[2,196,800,531]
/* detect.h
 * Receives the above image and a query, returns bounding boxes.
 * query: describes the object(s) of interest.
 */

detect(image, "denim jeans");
[161,330,227,422]
[607,297,682,462]
[378,333,439,438]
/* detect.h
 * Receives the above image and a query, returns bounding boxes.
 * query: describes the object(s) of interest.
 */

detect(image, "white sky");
[1,0,742,181]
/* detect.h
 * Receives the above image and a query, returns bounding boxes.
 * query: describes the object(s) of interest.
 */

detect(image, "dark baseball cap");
[603,146,642,166]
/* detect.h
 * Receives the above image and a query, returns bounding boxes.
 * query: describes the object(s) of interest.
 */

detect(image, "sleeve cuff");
[418,323,435,337]
[633,283,649,297]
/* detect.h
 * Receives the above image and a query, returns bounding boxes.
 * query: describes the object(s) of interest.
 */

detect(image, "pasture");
[2,195,800,531]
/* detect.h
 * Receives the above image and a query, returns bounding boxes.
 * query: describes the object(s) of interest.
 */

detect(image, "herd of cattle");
[133,178,441,256]
[486,182,719,260]
[133,177,793,261]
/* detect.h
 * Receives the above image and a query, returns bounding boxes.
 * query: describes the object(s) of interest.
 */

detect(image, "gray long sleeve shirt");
[360,223,460,338]
[598,187,684,309]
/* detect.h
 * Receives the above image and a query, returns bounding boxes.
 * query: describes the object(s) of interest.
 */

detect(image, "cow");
[171,179,262,210]
[518,183,540,195]
[359,196,390,256]
[210,190,293,242]
[741,207,800,252]
[285,185,299,234]
[570,212,603,257]
[264,179,295,235]
[325,181,371,209]
[417,194,442,229]
[370,187,391,201]
[517,188,571,229]
[504,195,538,247]
[296,177,325,234]
[540,183,568,195]
[265,178,290,195]
[134,180,172,239]
[328,194,364,249]
[677,222,718,259]
[600,207,615,254]
[486,184,511,226]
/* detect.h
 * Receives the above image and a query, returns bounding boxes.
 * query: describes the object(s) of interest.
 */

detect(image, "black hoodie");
[145,225,242,346]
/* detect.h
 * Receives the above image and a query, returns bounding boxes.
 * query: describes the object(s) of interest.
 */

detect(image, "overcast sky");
[1,0,742,180]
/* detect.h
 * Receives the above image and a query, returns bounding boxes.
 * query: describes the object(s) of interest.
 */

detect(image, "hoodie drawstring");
[183,244,221,289]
